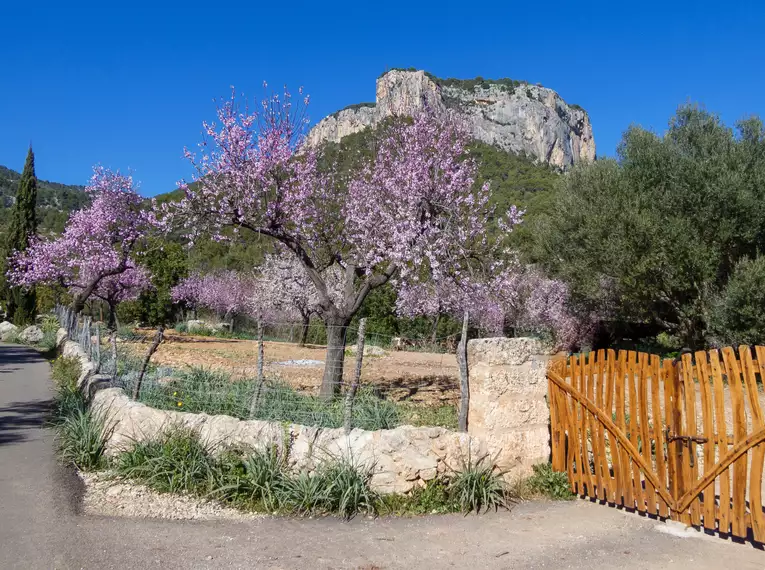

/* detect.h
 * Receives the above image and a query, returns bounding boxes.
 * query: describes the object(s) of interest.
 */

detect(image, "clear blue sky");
[2,0,763,196]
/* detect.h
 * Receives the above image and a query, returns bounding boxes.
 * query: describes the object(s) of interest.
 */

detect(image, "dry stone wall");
[61,332,556,493]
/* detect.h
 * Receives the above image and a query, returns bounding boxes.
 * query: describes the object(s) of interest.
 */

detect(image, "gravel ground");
[78,471,263,521]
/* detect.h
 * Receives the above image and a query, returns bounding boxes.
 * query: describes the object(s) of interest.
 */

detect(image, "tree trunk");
[299,313,310,347]
[132,325,164,400]
[430,313,441,345]
[107,302,117,331]
[319,316,351,400]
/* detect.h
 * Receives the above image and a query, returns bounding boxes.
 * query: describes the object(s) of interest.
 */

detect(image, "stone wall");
[61,333,555,493]
[61,337,485,495]
[467,337,553,480]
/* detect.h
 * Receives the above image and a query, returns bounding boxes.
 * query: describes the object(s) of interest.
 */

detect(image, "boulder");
[20,325,44,344]
[0,321,18,336]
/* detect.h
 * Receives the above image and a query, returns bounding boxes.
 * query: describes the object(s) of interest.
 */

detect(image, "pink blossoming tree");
[9,167,157,319]
[171,270,257,328]
[73,265,152,329]
[165,87,520,397]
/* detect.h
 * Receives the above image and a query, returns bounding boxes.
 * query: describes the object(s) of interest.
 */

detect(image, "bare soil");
[128,331,460,406]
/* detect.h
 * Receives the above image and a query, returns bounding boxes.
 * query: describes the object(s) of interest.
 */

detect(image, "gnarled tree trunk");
[299,313,310,347]
[319,315,352,400]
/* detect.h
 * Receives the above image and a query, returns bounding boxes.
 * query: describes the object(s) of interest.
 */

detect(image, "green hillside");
[0,165,89,235]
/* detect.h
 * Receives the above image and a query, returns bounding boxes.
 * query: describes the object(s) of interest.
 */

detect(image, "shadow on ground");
[0,344,52,446]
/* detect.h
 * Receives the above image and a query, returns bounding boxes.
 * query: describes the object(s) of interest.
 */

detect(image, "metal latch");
[665,427,707,468]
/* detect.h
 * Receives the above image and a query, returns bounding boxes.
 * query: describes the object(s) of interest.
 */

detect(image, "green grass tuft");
[525,463,574,500]
[449,454,508,513]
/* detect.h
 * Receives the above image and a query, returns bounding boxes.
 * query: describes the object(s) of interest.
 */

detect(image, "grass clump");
[116,427,218,494]
[213,446,288,511]
[449,454,508,513]
[319,456,378,518]
[525,463,574,500]
[50,357,111,471]
[56,406,112,471]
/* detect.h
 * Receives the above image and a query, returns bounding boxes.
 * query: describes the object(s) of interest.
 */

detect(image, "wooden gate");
[547,347,765,540]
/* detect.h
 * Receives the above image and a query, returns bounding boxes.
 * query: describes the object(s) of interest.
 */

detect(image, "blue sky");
[1,0,763,196]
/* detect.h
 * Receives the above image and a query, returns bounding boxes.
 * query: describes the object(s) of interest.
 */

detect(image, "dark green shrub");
[709,256,765,345]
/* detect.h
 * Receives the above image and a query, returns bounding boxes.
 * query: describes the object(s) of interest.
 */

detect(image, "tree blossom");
[8,167,157,314]
[164,87,520,397]
[72,265,152,328]
[172,270,257,324]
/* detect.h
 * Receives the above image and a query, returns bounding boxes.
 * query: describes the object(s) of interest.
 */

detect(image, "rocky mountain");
[307,70,595,170]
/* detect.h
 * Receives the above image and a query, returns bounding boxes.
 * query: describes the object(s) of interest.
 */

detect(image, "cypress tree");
[4,147,38,324]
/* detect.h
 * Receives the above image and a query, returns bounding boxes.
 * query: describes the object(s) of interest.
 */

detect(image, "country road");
[1,343,763,569]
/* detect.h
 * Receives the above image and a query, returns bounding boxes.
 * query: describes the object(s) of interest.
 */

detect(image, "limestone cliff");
[306,70,595,169]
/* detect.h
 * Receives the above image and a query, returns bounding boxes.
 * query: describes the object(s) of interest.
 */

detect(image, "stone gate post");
[467,337,554,480]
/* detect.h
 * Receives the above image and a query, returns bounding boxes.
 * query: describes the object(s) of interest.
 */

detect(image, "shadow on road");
[0,399,52,446]
[0,344,52,446]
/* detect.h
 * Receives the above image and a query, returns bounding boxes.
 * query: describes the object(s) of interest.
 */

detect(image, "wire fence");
[54,305,466,432]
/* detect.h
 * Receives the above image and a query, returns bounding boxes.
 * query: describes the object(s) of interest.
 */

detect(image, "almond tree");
[73,266,152,329]
[165,87,519,398]
[171,270,256,328]
[8,167,157,316]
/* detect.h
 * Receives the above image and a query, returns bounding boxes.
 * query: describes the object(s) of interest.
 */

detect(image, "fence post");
[94,325,101,374]
[343,318,367,434]
[110,330,118,382]
[248,318,266,418]
[457,310,470,432]
[132,325,164,400]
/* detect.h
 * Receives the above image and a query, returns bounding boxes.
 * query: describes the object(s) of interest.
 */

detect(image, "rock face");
[306,70,595,170]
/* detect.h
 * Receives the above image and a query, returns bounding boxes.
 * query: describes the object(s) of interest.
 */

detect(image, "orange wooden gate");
[547,347,765,540]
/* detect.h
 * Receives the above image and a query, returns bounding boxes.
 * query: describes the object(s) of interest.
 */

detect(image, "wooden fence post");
[458,310,470,432]
[94,325,101,374]
[132,326,164,400]
[343,318,367,434]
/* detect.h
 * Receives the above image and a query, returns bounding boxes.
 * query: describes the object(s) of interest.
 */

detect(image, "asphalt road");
[1,343,764,569]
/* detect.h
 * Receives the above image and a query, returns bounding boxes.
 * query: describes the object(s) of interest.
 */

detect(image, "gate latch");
[665,428,708,468]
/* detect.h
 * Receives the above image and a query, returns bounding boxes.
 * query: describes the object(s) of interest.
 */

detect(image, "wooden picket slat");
[605,349,617,503]
[569,355,585,495]
[649,354,669,518]
[638,353,655,514]
[587,351,605,501]
[615,351,631,507]
[594,349,607,501]
[626,351,643,510]
[681,353,701,526]
[581,353,595,495]
[752,346,765,542]
[721,347,748,538]
[709,350,731,535]
[694,350,717,532]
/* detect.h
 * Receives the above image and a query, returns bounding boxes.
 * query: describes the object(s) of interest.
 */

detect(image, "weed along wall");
[467,338,554,481]
[62,332,554,494]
